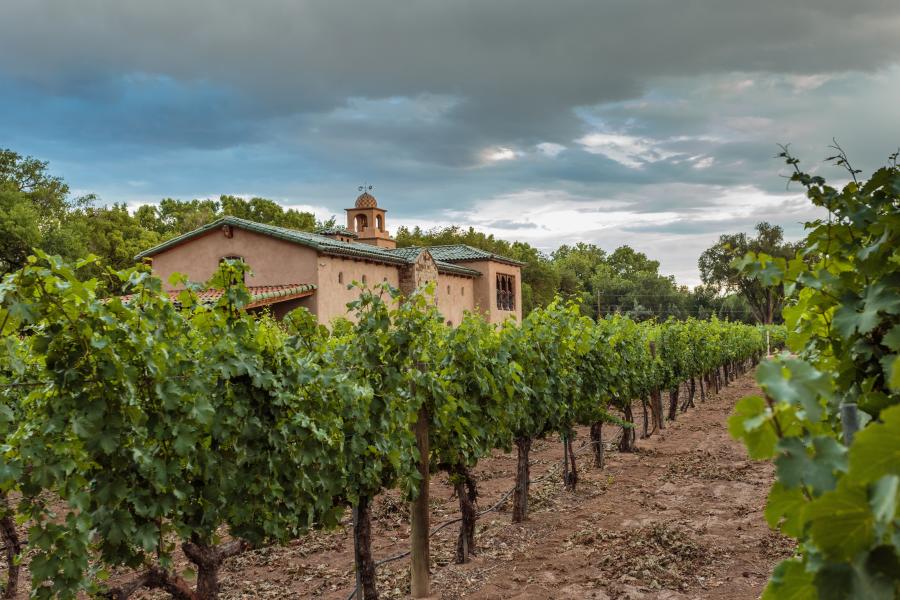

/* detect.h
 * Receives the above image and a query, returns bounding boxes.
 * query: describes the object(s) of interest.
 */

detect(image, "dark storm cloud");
[2,0,899,284]
[2,0,900,158]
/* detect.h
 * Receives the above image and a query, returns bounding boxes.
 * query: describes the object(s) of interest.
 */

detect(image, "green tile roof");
[402,244,526,267]
[135,217,483,277]
[385,246,426,260]
[315,225,358,238]
[432,260,482,277]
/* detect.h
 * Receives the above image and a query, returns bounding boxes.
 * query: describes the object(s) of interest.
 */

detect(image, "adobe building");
[135,191,524,325]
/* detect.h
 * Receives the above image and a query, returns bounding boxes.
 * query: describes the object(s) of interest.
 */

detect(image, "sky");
[2,1,899,286]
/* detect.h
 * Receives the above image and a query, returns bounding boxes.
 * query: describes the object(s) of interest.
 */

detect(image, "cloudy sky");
[2,1,899,285]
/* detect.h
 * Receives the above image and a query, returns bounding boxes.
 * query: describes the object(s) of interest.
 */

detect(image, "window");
[461,286,465,296]
[447,284,451,295]
[496,273,515,311]
[219,256,246,283]
[355,214,368,232]
[362,274,368,284]
[338,272,344,284]
[376,214,384,231]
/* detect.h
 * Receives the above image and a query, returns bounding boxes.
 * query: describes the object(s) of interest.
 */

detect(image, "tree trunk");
[652,388,665,430]
[353,496,378,600]
[684,377,696,410]
[667,388,678,421]
[181,539,251,600]
[699,373,706,402]
[463,472,477,554]
[454,473,478,564]
[512,437,532,523]
[1,493,20,600]
[590,421,605,467]
[410,406,430,598]
[104,566,200,600]
[562,434,578,492]
[619,404,635,452]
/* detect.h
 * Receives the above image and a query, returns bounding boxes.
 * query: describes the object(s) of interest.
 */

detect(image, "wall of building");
[435,273,476,326]
[315,255,401,324]
[468,260,523,324]
[149,227,319,291]
[146,225,520,326]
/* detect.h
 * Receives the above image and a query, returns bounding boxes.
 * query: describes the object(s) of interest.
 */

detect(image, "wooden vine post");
[649,341,664,431]
[410,405,431,598]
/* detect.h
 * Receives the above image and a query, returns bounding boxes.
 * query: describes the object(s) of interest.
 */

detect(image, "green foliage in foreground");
[729,148,900,599]
[1,253,767,599]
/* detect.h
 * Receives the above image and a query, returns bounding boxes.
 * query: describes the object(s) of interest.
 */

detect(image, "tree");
[218,195,318,231]
[698,222,798,323]
[0,150,88,274]
[69,204,162,270]
[0,184,41,276]
[135,198,220,237]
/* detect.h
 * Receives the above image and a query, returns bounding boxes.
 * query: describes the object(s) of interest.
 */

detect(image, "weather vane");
[358,183,374,194]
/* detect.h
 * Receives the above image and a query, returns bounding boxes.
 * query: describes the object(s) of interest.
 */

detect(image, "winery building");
[135,192,524,325]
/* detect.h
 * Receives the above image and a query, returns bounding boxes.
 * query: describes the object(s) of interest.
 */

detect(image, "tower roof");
[355,191,378,208]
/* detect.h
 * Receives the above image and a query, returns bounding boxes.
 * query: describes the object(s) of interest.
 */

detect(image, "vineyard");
[1,151,898,600]
[0,251,771,600]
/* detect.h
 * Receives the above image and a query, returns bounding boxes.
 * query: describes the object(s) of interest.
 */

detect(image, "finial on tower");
[355,183,378,208]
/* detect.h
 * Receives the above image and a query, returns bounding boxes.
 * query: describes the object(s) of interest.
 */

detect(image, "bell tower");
[346,186,396,249]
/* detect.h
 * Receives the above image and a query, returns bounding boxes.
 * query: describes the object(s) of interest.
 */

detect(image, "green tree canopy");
[698,222,799,323]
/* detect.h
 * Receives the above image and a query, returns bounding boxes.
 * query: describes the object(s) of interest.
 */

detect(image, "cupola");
[345,186,396,249]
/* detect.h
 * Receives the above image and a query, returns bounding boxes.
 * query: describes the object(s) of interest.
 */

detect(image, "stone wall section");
[399,250,439,297]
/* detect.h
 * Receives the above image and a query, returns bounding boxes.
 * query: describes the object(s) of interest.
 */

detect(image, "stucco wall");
[468,260,523,324]
[148,227,319,291]
[145,226,518,326]
[435,273,476,326]
[315,256,401,325]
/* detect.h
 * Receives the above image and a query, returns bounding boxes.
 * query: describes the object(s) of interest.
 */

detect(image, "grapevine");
[0,253,770,599]
[729,149,899,599]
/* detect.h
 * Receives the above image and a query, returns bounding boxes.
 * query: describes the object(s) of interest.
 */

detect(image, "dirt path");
[3,368,790,599]
[212,367,790,600]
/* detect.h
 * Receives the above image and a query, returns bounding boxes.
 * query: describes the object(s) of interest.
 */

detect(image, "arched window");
[362,274,368,285]
[461,286,465,296]
[496,273,515,311]
[355,214,368,232]
[338,272,344,284]
[376,214,384,231]
[447,284,451,295]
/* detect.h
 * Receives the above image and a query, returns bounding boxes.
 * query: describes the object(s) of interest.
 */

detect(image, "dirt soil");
[4,367,793,599]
